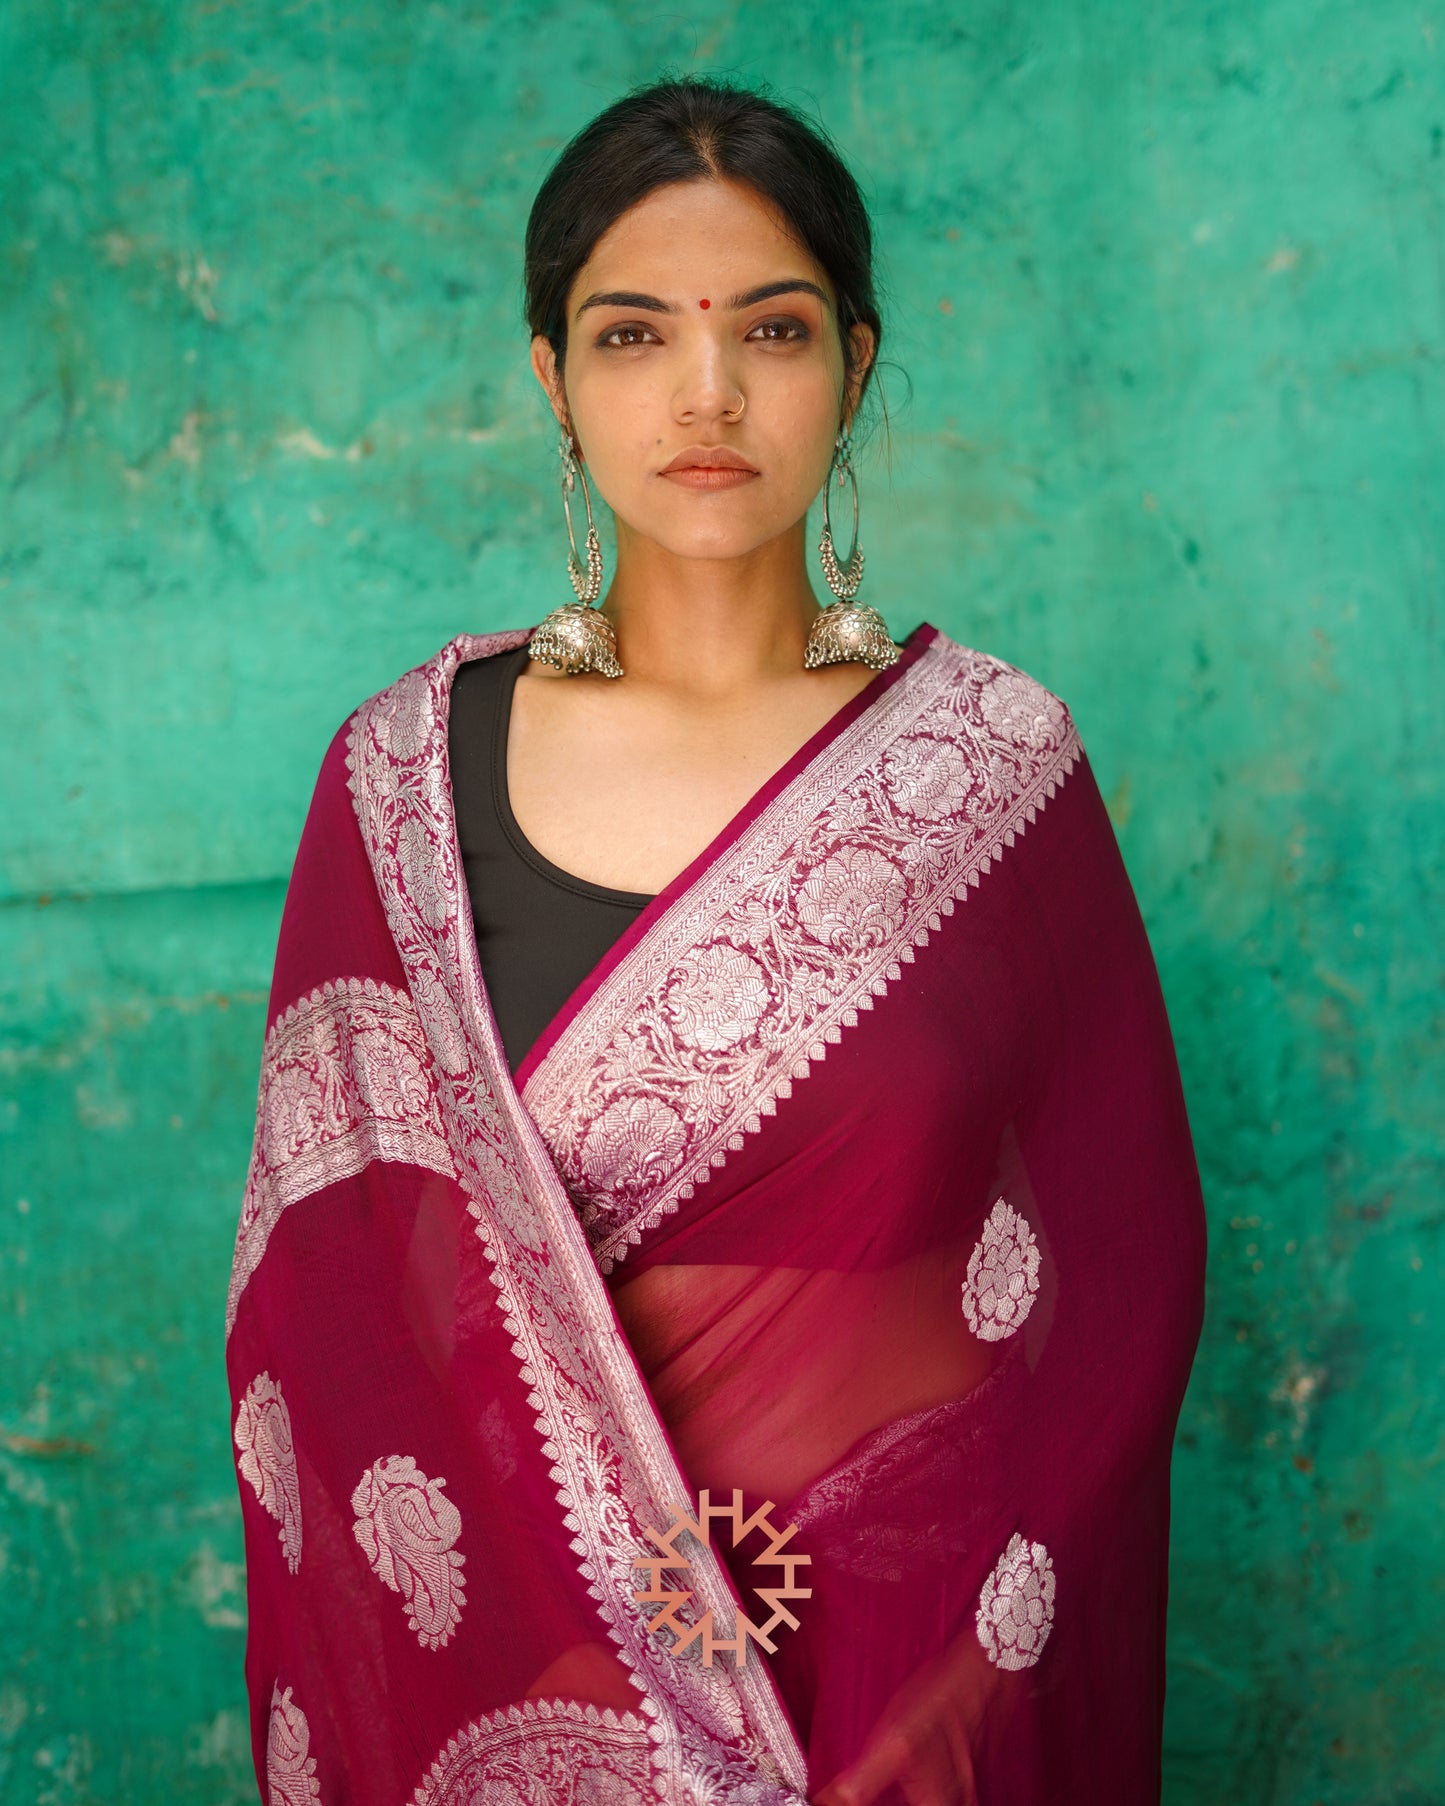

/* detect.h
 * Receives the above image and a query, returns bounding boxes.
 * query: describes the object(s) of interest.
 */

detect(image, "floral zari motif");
[962,1199,1043,1341]
[976,1533,1057,1671]
[521,644,1080,1271]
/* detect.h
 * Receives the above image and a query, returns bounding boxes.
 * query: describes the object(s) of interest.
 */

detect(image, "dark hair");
[524,73,888,439]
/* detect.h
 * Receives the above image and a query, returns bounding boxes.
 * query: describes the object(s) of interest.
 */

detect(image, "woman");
[228,76,1206,1806]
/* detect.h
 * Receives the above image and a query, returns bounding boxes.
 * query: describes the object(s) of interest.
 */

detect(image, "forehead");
[570,177,832,300]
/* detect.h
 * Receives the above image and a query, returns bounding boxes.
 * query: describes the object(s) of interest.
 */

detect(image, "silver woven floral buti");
[805,423,900,672]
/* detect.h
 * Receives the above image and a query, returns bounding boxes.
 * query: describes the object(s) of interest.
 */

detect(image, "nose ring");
[723,392,746,422]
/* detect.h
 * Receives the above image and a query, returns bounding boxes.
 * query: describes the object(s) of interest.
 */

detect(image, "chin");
[625,502,794,562]
[666,529,777,562]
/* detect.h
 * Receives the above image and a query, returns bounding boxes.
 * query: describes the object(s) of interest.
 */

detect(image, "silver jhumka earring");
[528,424,623,678]
[804,421,900,671]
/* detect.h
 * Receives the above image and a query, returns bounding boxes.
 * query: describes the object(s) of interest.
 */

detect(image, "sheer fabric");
[227,621,1206,1805]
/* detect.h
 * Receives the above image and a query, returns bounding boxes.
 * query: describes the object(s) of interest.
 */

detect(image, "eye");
[597,323,659,349]
[747,317,811,343]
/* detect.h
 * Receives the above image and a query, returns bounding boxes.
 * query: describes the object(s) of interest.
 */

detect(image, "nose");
[671,328,743,427]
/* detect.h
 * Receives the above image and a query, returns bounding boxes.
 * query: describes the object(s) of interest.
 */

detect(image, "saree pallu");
[227,621,1206,1805]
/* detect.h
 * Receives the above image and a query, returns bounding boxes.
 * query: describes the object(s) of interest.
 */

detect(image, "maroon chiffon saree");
[227,621,1206,1805]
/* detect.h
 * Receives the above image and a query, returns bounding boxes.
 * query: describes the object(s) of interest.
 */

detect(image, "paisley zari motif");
[235,1372,303,1574]
[351,1454,467,1649]
[267,1683,322,1806]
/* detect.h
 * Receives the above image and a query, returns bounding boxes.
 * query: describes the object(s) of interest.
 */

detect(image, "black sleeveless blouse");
[448,643,656,1076]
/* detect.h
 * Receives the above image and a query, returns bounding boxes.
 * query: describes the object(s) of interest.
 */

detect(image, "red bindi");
[698,298,711,309]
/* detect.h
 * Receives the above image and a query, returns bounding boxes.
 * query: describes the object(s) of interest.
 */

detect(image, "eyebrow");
[574,279,831,321]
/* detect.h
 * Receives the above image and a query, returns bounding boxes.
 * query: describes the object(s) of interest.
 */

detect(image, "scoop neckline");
[488,643,659,908]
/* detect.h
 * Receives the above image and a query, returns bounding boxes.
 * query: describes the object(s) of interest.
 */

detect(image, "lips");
[657,444,759,492]
[658,445,758,475]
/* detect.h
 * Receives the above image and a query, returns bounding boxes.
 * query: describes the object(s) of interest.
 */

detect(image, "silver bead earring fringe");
[529,425,623,678]
[805,423,900,672]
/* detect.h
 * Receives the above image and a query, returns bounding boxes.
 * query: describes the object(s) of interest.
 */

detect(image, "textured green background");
[1,2,1440,1800]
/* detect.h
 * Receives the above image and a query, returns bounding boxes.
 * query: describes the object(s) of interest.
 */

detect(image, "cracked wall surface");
[1,2,1441,1800]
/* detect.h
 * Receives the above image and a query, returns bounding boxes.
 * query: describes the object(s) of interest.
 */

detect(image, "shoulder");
[297,629,535,803]
[919,627,1079,752]
[375,626,535,705]
[340,626,535,735]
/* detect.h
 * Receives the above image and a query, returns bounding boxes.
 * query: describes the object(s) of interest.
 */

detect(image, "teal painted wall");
[2,3,1440,1799]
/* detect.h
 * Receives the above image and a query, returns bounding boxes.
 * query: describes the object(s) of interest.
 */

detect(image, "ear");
[841,322,878,430]
[530,335,570,434]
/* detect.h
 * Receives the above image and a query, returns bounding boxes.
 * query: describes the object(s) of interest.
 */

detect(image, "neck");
[600,517,827,698]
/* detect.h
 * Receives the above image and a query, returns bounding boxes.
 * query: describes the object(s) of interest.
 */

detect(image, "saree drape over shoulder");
[227,622,1206,1806]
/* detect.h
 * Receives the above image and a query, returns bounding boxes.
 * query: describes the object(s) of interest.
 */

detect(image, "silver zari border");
[345,628,810,1806]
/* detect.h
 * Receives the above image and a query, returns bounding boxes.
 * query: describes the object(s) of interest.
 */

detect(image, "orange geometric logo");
[632,1488,812,1667]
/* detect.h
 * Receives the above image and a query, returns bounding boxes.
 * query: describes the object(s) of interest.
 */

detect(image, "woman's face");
[530,177,875,563]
